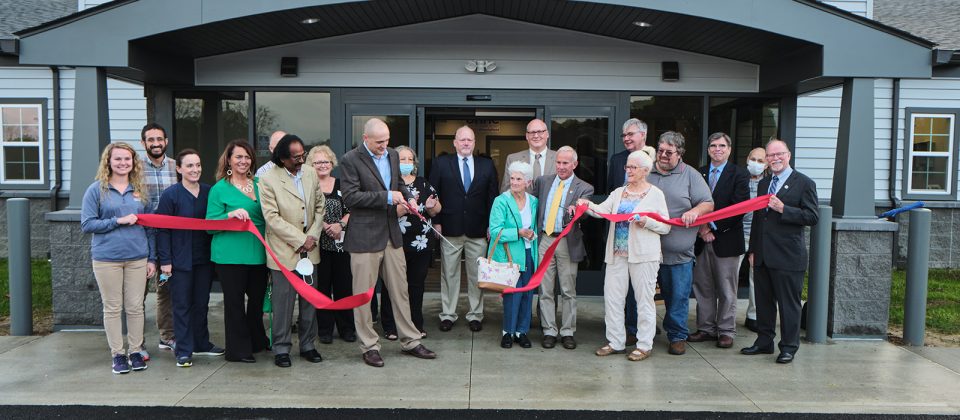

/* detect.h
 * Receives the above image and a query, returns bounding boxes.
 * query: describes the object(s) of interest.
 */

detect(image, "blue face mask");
[399,163,415,176]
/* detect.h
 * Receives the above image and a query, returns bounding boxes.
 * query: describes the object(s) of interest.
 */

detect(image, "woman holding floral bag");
[488,161,539,349]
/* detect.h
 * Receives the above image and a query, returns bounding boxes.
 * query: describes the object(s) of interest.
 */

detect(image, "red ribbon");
[502,194,773,294]
[137,214,374,310]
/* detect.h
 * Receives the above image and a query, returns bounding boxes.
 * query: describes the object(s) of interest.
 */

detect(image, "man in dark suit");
[608,118,648,344]
[340,118,436,367]
[532,146,594,350]
[429,125,499,332]
[689,132,750,349]
[741,139,819,364]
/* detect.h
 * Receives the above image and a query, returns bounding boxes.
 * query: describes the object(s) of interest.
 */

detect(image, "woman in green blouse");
[206,140,268,363]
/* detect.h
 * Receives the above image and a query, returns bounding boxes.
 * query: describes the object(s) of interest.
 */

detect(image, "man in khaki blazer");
[341,118,437,367]
[259,134,325,368]
[500,119,558,192]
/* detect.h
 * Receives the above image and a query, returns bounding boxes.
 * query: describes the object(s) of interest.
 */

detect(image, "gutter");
[49,66,62,212]
[888,78,900,210]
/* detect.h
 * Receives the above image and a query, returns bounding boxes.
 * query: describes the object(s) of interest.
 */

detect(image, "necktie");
[709,168,719,192]
[544,180,565,234]
[462,157,472,192]
[533,153,542,179]
[768,175,779,195]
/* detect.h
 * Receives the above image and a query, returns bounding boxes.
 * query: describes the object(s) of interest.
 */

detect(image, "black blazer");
[429,153,499,238]
[748,169,819,272]
[155,182,212,269]
[695,162,750,258]
[607,150,630,194]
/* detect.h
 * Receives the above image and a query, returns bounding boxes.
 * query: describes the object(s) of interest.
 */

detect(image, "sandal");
[384,331,399,341]
[627,348,651,361]
[595,344,626,356]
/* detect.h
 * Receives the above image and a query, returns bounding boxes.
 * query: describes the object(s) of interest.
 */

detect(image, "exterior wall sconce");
[466,60,497,73]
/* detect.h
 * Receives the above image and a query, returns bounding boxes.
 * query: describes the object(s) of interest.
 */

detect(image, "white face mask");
[747,160,766,176]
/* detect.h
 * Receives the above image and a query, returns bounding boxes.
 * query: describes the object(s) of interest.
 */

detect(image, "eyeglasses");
[624,165,642,171]
[289,154,306,162]
[765,151,788,159]
[312,160,332,167]
[621,131,641,139]
[526,129,548,136]
[656,149,678,157]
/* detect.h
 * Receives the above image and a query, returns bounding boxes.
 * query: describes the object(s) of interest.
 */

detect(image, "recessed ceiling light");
[633,21,652,28]
[301,18,320,24]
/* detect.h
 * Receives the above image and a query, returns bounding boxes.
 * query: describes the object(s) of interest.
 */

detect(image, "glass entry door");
[345,104,415,154]
[545,106,615,294]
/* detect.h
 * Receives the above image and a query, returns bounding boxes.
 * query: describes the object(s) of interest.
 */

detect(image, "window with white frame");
[903,108,960,200]
[0,103,44,185]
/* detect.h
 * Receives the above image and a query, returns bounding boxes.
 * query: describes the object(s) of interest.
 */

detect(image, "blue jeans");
[502,249,534,335]
[624,284,638,334]
[659,261,693,342]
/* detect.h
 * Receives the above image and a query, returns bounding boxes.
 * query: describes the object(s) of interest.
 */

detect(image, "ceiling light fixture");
[633,21,652,28]
[301,18,320,24]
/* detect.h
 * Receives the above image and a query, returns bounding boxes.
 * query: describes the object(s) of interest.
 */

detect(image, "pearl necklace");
[231,178,253,194]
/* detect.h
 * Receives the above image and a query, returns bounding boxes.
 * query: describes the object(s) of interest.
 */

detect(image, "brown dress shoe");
[439,320,454,332]
[542,335,557,349]
[687,331,718,342]
[468,320,483,332]
[668,340,686,355]
[717,335,734,348]
[402,344,437,359]
[362,350,384,367]
[560,336,577,350]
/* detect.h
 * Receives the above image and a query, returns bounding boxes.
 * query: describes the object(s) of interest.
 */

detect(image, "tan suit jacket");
[258,165,325,270]
[500,148,558,192]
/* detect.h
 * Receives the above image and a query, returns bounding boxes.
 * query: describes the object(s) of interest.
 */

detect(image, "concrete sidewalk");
[0,293,958,414]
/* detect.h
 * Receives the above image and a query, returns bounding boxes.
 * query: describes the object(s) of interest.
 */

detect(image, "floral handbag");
[477,231,521,293]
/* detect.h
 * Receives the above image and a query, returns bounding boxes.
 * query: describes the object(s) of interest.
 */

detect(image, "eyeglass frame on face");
[288,153,306,163]
[624,165,642,171]
[621,131,642,139]
[656,148,678,157]
[765,151,789,159]
[526,129,548,136]
[312,160,332,167]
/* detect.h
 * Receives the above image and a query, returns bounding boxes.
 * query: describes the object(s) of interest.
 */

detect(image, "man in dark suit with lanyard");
[741,139,819,364]
[340,118,437,367]
[689,132,749,349]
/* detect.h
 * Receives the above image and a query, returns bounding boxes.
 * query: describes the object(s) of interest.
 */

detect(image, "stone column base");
[828,218,897,338]
[46,210,103,328]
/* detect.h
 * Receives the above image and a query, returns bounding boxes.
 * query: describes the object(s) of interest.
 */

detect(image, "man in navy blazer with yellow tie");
[742,139,819,364]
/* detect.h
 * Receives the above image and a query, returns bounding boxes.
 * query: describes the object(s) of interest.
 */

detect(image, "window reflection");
[255,92,332,163]
[630,96,703,166]
[174,92,248,184]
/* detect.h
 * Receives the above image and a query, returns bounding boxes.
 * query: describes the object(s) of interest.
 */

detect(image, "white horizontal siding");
[795,86,841,200]
[196,15,759,93]
[0,66,145,194]
[79,0,113,12]
[821,0,873,19]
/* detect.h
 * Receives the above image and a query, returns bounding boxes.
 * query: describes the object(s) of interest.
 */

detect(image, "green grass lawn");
[889,269,960,335]
[0,258,52,318]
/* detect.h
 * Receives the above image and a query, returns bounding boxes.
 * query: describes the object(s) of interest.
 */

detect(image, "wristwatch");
[338,220,347,229]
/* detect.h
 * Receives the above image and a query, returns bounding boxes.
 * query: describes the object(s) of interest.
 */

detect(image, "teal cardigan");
[487,191,539,272]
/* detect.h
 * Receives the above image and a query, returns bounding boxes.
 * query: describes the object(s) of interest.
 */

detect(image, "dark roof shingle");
[0,0,77,39]
[874,0,960,49]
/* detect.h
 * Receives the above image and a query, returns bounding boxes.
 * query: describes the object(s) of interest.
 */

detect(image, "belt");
[543,231,560,238]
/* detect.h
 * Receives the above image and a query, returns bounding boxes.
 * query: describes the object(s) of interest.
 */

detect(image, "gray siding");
[196,15,759,93]
[79,0,112,11]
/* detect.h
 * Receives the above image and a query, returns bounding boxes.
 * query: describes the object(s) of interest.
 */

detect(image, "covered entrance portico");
[16,0,935,333]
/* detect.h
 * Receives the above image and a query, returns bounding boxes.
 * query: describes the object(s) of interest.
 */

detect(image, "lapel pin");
[784,185,790,190]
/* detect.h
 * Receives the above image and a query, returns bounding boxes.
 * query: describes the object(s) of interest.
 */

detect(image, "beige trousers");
[538,235,579,337]
[93,259,148,356]
[351,246,421,353]
[146,272,175,342]
[438,235,487,323]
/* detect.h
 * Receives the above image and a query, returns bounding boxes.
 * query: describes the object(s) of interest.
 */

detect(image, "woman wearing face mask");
[156,149,224,367]
[379,146,442,339]
[742,147,768,333]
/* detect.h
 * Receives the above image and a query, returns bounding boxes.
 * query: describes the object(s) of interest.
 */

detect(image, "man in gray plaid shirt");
[140,122,178,357]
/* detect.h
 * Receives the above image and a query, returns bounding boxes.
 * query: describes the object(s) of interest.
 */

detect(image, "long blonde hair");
[95,142,144,198]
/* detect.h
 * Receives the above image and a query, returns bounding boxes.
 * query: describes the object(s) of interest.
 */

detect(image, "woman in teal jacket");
[488,161,539,349]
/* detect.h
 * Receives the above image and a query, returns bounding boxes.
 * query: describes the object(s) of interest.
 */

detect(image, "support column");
[66,67,110,210]
[827,77,898,338]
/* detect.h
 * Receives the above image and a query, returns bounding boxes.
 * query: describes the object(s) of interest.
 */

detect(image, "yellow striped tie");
[544,180,565,234]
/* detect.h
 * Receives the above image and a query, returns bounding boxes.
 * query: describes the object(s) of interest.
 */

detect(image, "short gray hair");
[556,145,578,162]
[622,118,647,134]
[395,145,418,175]
[506,160,534,182]
[628,150,653,171]
[658,131,686,156]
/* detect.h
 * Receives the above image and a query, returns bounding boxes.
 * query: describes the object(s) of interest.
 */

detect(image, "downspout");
[49,66,62,212]
[888,78,901,209]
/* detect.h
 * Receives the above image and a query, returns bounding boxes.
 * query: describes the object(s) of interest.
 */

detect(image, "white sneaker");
[159,338,176,351]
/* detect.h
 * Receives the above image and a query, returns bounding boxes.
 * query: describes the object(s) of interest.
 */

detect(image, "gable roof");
[874,0,960,49]
[0,0,76,39]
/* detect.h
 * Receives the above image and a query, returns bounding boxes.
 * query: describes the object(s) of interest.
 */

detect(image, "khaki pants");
[351,246,421,353]
[93,259,148,356]
[538,235,578,337]
[146,272,175,343]
[438,235,487,323]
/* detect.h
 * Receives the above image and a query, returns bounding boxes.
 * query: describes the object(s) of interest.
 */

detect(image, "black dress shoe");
[300,349,323,363]
[402,344,437,359]
[226,355,256,363]
[468,320,483,332]
[744,318,758,333]
[740,345,775,355]
[318,335,333,344]
[542,335,557,349]
[776,352,795,364]
[363,350,384,367]
[560,335,577,350]
[515,333,532,348]
[439,319,454,332]
[341,332,357,343]
[274,353,292,368]
[501,334,513,349]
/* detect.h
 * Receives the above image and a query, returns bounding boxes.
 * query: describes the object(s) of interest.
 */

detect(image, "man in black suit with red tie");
[429,125,499,333]
[741,139,819,364]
